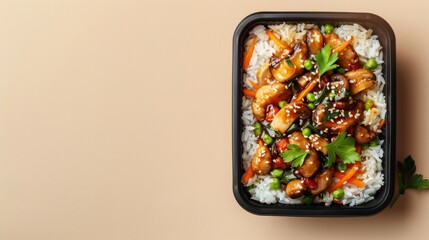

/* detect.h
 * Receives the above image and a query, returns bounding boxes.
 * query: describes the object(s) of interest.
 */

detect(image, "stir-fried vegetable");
[266,29,288,49]
[242,166,254,184]
[248,79,260,90]
[332,188,344,199]
[270,177,281,189]
[306,93,316,102]
[243,38,257,68]
[304,59,314,70]
[328,161,362,192]
[242,88,255,98]
[324,24,334,34]
[333,36,354,53]
[271,169,284,178]
[365,99,374,110]
[333,171,365,187]
[253,122,262,136]
[302,128,311,138]
[364,58,378,70]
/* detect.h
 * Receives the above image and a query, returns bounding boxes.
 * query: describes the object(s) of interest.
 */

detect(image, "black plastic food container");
[232,12,396,216]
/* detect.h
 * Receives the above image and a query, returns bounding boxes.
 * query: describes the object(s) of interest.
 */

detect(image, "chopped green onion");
[337,68,346,74]
[286,58,293,67]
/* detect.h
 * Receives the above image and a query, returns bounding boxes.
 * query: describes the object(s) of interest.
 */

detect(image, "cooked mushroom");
[288,132,320,178]
[306,29,323,56]
[251,145,272,175]
[256,60,274,86]
[354,125,377,144]
[323,33,359,69]
[309,134,330,155]
[310,168,334,195]
[296,72,313,91]
[345,69,376,95]
[329,74,350,98]
[270,40,308,83]
[270,101,311,133]
[285,179,307,198]
[313,100,365,134]
[251,82,292,122]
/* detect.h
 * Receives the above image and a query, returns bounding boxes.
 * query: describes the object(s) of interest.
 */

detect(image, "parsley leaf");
[391,156,429,207]
[323,132,361,167]
[280,144,309,168]
[315,44,338,80]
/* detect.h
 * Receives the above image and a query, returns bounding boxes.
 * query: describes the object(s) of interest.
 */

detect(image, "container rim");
[232,11,396,217]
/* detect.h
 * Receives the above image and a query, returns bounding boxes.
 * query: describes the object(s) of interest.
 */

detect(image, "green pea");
[253,122,262,136]
[328,92,335,99]
[306,93,316,102]
[271,169,284,178]
[365,58,378,70]
[324,24,334,34]
[303,196,314,205]
[270,178,281,190]
[278,100,287,109]
[362,143,370,150]
[332,188,344,199]
[370,137,379,147]
[302,128,311,138]
[262,134,274,145]
[308,103,316,110]
[365,99,374,110]
[304,59,314,70]
[337,162,347,172]
[337,68,346,74]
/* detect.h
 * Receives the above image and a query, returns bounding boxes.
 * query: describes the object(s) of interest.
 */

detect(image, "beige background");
[0,0,428,239]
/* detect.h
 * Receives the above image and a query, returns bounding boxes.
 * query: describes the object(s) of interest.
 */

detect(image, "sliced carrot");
[266,30,288,49]
[243,38,257,69]
[249,79,260,90]
[333,36,354,53]
[333,171,365,188]
[243,88,256,98]
[295,77,318,101]
[328,161,362,192]
[242,166,254,184]
[356,169,366,175]
[378,119,385,130]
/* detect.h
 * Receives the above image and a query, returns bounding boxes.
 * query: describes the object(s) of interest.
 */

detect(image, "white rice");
[241,23,386,206]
